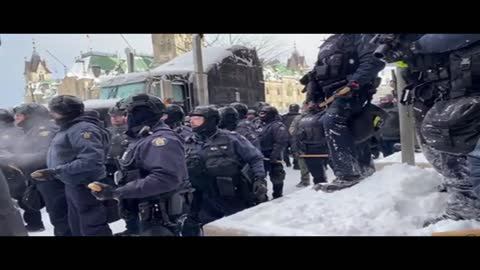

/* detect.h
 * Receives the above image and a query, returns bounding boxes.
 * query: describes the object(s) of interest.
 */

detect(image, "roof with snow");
[100,46,252,87]
[67,51,154,79]
[24,51,51,74]
[150,45,248,76]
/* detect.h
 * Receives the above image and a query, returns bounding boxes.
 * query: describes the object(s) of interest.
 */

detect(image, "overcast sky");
[0,34,328,107]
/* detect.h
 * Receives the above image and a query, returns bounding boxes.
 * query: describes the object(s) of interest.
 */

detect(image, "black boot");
[272,183,284,199]
[313,175,362,193]
[25,224,45,233]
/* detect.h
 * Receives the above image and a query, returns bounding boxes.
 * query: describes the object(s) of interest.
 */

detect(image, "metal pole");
[395,67,415,165]
[192,34,209,105]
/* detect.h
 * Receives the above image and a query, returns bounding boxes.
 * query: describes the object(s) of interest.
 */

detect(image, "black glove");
[30,168,58,181]
[252,178,268,198]
[347,81,361,91]
[89,182,120,201]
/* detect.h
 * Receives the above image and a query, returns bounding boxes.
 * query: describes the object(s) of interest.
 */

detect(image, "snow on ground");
[28,153,480,236]
[209,164,480,236]
[378,151,428,164]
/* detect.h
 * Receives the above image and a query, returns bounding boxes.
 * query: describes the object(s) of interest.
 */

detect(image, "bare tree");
[204,34,290,65]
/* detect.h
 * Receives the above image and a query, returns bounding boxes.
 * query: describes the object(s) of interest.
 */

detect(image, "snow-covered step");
[204,163,480,236]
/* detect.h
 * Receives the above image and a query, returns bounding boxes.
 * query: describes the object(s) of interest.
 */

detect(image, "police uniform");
[307,34,385,187]
[89,94,192,236]
[114,123,190,236]
[373,34,480,225]
[185,129,266,230]
[46,114,112,236]
[9,103,72,235]
[257,109,289,199]
[236,118,261,149]
[289,113,311,186]
[174,125,193,141]
[0,170,27,236]
[296,109,328,185]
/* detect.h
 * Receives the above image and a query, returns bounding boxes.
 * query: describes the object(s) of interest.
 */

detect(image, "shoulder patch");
[82,132,92,139]
[39,130,50,137]
[151,137,167,147]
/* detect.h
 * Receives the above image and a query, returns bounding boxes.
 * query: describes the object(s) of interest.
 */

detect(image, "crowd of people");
[2,33,480,236]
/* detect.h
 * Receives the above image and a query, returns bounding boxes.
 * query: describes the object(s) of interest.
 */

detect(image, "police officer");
[372,34,480,225]
[10,103,71,235]
[252,102,269,129]
[89,94,192,236]
[163,104,193,141]
[30,95,112,236]
[289,102,312,187]
[295,103,329,187]
[303,34,385,192]
[0,169,28,236]
[105,106,133,234]
[246,109,257,121]
[230,102,260,149]
[184,105,267,236]
[219,106,260,149]
[281,104,301,168]
[377,94,400,157]
[257,106,289,199]
[0,109,37,231]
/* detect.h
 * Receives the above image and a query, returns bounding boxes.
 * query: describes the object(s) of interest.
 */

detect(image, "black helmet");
[259,106,279,123]
[108,105,126,116]
[229,102,248,119]
[0,109,14,124]
[190,105,220,135]
[218,106,239,131]
[12,103,50,119]
[254,102,270,112]
[288,104,300,113]
[84,109,100,119]
[48,95,85,117]
[164,104,185,127]
[119,94,165,116]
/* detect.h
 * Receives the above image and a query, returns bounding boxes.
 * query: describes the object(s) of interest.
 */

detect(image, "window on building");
[277,88,281,95]
[39,74,45,81]
[266,88,270,95]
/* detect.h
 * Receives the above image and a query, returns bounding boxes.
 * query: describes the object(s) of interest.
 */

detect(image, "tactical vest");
[297,111,327,152]
[107,127,128,161]
[449,44,480,98]
[314,34,359,96]
[186,132,244,198]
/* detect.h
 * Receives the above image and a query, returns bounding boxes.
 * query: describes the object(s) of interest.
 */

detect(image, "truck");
[90,45,265,119]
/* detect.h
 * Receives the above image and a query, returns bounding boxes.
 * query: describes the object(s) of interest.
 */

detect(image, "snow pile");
[208,164,480,236]
[378,151,428,164]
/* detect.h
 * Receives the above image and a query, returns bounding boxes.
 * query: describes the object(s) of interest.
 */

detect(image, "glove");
[347,81,361,91]
[30,168,58,181]
[252,178,268,198]
[89,182,120,201]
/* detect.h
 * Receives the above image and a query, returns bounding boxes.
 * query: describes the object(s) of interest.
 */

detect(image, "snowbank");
[206,164,480,236]
[379,151,428,164]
